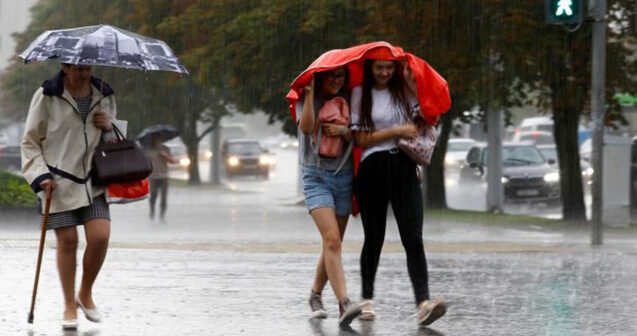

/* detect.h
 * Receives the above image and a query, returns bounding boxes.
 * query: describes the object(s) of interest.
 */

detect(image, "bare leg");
[310,208,349,301]
[78,219,110,309]
[55,226,79,320]
[312,215,348,294]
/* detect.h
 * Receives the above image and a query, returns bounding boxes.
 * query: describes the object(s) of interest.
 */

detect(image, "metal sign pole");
[591,0,606,245]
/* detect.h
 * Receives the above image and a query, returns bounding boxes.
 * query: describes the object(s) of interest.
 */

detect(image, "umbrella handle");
[28,193,52,324]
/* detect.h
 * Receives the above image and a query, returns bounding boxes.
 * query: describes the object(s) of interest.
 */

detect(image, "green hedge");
[0,170,38,207]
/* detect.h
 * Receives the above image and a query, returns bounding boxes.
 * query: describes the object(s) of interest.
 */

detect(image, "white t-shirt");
[350,86,419,161]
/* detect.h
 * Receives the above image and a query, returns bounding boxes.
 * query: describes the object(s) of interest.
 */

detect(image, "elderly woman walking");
[21,64,117,330]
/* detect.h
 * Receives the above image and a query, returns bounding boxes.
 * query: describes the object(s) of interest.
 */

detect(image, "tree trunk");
[187,141,201,185]
[183,109,201,185]
[210,120,221,185]
[553,105,586,221]
[424,113,452,209]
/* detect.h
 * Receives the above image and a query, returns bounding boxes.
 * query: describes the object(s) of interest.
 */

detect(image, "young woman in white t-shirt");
[350,59,446,326]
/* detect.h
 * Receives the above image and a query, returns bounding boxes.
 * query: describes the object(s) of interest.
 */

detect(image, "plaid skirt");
[40,195,110,230]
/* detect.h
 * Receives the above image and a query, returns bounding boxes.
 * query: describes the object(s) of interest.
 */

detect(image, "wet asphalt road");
[2,247,636,336]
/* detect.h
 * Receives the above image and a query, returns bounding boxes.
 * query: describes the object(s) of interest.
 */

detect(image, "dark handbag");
[92,125,152,185]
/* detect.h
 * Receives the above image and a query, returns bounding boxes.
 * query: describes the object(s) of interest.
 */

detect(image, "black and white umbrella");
[137,124,180,146]
[19,24,188,74]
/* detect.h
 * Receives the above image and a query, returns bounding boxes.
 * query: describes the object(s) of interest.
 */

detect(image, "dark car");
[222,139,271,179]
[460,143,561,205]
[0,145,21,173]
[536,144,593,186]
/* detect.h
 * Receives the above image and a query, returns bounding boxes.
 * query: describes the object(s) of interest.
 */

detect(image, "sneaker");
[417,298,446,326]
[359,299,376,321]
[338,298,362,326]
[309,292,328,319]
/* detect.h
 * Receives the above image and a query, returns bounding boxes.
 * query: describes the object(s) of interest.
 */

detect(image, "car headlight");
[444,157,457,166]
[544,172,560,183]
[228,156,239,166]
[582,167,593,177]
[179,157,191,167]
[267,157,277,166]
[292,140,299,148]
[501,177,509,184]
[259,155,269,165]
[205,150,213,159]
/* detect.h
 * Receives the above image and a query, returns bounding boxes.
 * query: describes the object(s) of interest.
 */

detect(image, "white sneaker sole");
[310,310,328,319]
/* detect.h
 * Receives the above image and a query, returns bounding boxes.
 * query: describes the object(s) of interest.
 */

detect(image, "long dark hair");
[313,67,350,102]
[359,60,411,131]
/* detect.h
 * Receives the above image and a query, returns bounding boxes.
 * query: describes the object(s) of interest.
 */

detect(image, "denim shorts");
[302,165,353,217]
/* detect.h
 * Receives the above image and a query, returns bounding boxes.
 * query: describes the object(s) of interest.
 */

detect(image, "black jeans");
[149,178,168,219]
[355,150,430,304]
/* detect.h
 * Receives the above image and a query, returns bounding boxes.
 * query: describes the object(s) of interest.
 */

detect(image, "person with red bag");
[351,59,447,326]
[297,67,362,325]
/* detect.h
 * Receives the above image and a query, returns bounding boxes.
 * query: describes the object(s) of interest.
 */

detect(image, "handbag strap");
[333,140,354,175]
[313,123,322,168]
[111,123,125,141]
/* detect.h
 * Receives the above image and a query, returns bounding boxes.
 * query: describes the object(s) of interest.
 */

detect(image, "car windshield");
[228,143,262,154]
[448,142,475,152]
[482,146,545,166]
[538,148,557,162]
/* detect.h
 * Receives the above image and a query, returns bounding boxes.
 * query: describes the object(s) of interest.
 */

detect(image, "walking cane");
[27,189,52,324]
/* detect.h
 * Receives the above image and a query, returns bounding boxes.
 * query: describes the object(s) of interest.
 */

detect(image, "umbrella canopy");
[137,124,180,146]
[19,24,188,74]
[286,41,450,125]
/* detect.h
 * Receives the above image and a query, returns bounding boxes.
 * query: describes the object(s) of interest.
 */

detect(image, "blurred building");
[0,0,38,71]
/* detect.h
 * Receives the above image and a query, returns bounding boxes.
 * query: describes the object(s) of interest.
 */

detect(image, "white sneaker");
[418,298,446,326]
[76,296,102,323]
[359,299,376,321]
[309,292,328,319]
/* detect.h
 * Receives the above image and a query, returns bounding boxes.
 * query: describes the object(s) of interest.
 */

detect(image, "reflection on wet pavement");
[4,248,636,335]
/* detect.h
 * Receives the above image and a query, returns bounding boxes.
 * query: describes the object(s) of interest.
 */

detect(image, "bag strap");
[333,139,354,175]
[313,123,322,168]
[111,123,125,141]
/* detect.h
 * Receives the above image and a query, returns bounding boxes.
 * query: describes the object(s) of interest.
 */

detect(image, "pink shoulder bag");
[396,118,438,166]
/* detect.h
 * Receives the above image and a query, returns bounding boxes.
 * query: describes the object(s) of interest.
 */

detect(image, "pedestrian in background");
[21,64,117,330]
[144,134,179,221]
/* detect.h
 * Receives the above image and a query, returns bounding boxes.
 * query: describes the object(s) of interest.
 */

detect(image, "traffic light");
[545,0,584,25]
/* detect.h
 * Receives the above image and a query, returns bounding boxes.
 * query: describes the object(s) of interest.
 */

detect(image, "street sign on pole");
[545,0,585,25]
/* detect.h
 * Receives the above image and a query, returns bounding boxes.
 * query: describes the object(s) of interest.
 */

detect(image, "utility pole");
[486,109,504,213]
[591,0,606,245]
[210,121,221,185]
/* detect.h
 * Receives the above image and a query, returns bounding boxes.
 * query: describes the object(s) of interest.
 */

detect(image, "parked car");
[536,144,593,186]
[445,138,477,170]
[518,116,554,133]
[222,139,272,179]
[0,145,21,172]
[460,143,561,205]
[515,131,554,145]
